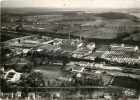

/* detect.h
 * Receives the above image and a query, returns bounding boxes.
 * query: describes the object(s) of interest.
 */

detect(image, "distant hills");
[95,12,137,20]
[94,12,140,42]
[1,9,140,44]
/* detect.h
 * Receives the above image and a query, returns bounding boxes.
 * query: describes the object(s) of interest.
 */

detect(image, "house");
[4,69,22,83]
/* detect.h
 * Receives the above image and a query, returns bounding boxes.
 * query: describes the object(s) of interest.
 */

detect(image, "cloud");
[1,0,34,7]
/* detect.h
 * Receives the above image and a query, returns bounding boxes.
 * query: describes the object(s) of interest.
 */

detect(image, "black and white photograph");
[0,0,140,100]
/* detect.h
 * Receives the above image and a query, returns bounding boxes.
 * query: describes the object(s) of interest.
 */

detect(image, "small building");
[4,69,22,83]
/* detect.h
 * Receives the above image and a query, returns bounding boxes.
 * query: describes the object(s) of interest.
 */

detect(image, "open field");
[1,8,140,43]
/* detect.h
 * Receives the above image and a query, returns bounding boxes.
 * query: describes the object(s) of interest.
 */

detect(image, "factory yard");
[1,34,140,100]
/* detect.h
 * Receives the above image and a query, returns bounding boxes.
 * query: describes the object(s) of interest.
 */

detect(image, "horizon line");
[1,7,140,9]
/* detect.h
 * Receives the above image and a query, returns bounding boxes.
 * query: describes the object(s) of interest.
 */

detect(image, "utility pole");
[69,31,71,40]
[80,26,82,41]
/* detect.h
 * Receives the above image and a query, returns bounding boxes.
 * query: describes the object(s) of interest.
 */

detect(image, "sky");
[1,0,140,8]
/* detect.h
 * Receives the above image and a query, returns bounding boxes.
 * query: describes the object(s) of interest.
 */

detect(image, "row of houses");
[101,44,140,65]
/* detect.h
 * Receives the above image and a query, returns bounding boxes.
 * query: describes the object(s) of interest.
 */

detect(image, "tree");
[21,71,45,87]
